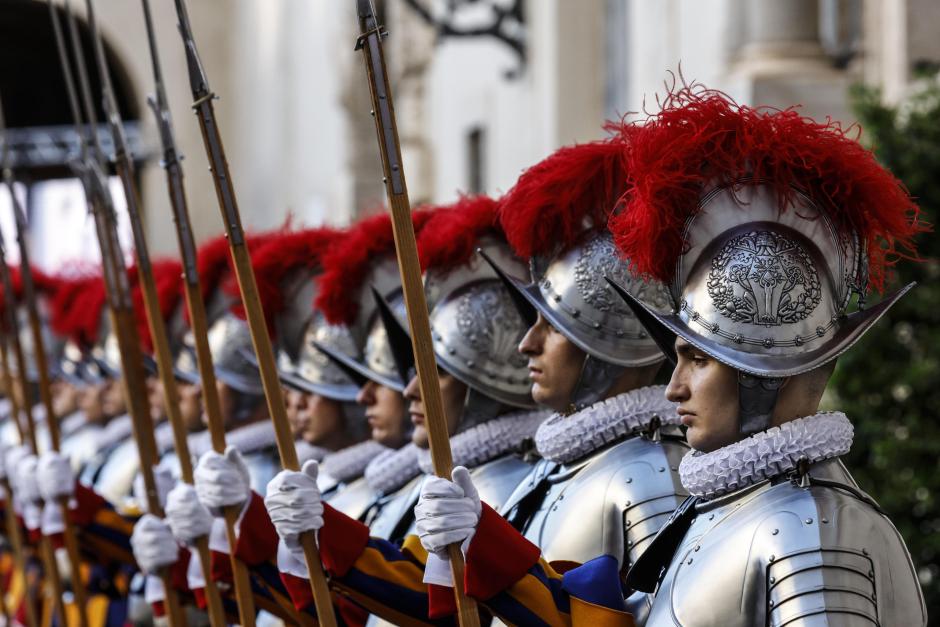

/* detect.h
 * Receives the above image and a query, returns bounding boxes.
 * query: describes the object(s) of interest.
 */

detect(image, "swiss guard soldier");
[261,196,550,620]
[311,210,431,529]
[424,136,686,623]
[412,86,929,626]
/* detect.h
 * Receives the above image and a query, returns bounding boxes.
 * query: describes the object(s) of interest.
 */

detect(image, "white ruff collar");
[364,443,421,496]
[535,386,680,464]
[417,409,549,474]
[188,420,278,458]
[320,440,387,483]
[295,440,330,465]
[679,412,854,499]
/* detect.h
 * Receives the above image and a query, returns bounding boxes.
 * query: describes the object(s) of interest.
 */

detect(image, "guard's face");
[296,392,345,446]
[284,387,304,437]
[78,382,106,424]
[101,378,127,418]
[518,312,585,413]
[178,382,203,432]
[52,381,80,418]
[666,337,739,453]
[405,370,467,449]
[147,377,165,423]
[356,380,408,448]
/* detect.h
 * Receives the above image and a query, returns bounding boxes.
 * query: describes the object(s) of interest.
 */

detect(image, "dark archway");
[0,0,140,179]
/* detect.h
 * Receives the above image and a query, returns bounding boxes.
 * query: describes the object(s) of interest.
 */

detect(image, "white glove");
[41,501,65,536]
[38,452,75,501]
[4,445,30,490]
[414,466,481,557]
[131,514,179,574]
[165,482,213,545]
[15,455,41,504]
[194,446,251,514]
[264,460,324,550]
[133,462,176,514]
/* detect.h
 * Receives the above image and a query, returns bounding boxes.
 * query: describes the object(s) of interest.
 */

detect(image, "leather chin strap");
[737,372,786,436]
[567,354,625,414]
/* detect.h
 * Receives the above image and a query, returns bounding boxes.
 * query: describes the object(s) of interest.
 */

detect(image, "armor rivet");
[772,529,779,535]
[805,518,813,524]
[769,600,775,608]
[769,555,775,562]
[821,518,829,524]
[770,576,776,584]
[626,520,631,527]
[862,548,869,556]
[627,540,633,547]
[626,478,633,483]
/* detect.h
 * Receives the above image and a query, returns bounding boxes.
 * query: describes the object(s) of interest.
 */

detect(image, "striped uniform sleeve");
[282,503,455,627]
[63,482,137,566]
[462,504,636,627]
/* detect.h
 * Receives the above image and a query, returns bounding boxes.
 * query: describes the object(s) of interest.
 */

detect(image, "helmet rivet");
[571,309,580,318]
[680,299,688,310]
[593,322,601,330]
[711,323,720,333]
[816,326,826,337]
[448,348,456,355]
[466,361,475,368]
[691,311,700,321]
[733,334,743,344]
[553,294,562,302]
[616,329,625,337]
[794,335,803,346]
[763,338,774,348]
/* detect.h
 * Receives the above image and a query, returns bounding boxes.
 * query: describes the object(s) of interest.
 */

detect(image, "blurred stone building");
[0,0,938,269]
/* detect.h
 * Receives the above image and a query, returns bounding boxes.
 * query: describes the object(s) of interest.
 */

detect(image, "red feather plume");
[498,134,634,259]
[130,259,184,352]
[416,196,502,273]
[49,272,108,348]
[316,209,434,326]
[609,84,927,292]
[228,227,339,324]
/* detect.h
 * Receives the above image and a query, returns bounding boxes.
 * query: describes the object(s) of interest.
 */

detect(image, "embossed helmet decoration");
[491,136,671,410]
[380,197,536,424]
[608,85,924,435]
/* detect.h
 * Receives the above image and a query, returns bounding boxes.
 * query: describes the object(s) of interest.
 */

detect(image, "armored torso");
[501,434,688,569]
[646,458,926,626]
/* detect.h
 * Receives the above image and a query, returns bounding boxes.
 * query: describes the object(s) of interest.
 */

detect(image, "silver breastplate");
[469,454,534,512]
[646,459,927,627]
[366,475,426,541]
[501,435,689,569]
[325,476,377,522]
